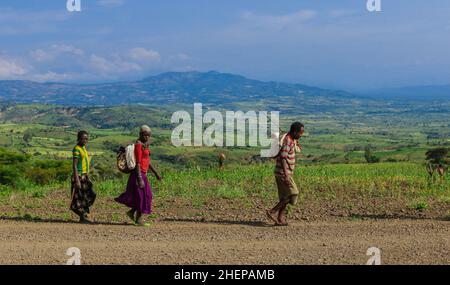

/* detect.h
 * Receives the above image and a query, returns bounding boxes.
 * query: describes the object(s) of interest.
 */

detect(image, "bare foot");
[79,215,94,224]
[126,209,135,223]
[266,210,278,224]
[277,211,288,226]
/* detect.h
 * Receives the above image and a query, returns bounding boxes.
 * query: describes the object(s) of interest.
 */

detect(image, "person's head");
[139,125,152,143]
[289,122,305,140]
[77,130,89,146]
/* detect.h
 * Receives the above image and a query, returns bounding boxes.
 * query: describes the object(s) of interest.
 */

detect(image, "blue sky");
[0,0,449,90]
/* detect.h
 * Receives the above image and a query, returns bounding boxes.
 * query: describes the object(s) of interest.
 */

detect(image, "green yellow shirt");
[73,145,90,174]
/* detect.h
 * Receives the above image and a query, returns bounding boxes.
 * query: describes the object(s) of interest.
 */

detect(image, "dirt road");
[0,219,448,265]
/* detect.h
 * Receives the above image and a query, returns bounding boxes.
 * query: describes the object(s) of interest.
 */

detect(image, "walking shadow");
[161,217,273,227]
[0,215,131,226]
[336,213,449,222]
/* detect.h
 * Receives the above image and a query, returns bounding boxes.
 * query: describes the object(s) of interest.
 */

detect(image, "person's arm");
[72,157,81,190]
[279,137,293,186]
[281,158,292,186]
[149,163,162,181]
[135,162,145,189]
[134,142,145,189]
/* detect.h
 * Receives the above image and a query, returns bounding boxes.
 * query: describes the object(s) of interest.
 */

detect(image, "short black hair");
[77,130,89,141]
[290,122,304,133]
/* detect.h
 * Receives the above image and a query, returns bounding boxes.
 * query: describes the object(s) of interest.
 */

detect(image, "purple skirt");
[115,171,153,214]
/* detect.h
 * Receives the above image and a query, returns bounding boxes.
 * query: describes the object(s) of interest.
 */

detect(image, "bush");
[25,160,72,185]
[0,165,21,186]
[0,147,29,164]
[425,148,449,165]
[364,146,380,163]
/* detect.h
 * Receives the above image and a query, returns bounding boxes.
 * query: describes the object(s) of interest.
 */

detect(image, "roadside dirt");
[0,219,448,265]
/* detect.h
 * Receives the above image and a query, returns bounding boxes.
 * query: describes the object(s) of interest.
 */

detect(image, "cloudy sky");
[0,0,449,90]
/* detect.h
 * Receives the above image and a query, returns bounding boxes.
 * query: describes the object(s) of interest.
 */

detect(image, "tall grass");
[93,162,449,203]
[1,162,448,209]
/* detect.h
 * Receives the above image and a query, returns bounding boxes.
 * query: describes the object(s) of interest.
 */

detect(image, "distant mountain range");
[0,71,361,111]
[363,85,450,101]
[0,71,447,114]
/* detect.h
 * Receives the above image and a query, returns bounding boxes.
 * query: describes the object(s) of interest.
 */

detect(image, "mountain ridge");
[0,71,356,107]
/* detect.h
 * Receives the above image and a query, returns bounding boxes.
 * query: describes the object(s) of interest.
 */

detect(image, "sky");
[0,0,449,90]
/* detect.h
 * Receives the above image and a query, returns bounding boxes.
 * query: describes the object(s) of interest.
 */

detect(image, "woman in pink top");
[115,125,162,226]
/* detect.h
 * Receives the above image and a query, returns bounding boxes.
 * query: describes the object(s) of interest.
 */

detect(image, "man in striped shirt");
[267,122,304,226]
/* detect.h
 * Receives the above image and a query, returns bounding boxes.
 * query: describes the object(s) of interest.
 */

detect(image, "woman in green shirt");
[71,130,96,223]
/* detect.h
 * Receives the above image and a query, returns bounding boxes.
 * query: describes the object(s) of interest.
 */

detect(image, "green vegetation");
[426,148,449,166]
[0,102,449,220]
[0,147,71,189]
[0,161,448,221]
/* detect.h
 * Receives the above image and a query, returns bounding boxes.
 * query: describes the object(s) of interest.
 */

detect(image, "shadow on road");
[3,214,446,227]
[333,213,449,222]
[161,217,274,227]
[0,216,131,226]
[0,215,275,227]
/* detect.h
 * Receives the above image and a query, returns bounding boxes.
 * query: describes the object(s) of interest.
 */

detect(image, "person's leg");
[70,186,86,222]
[84,177,96,209]
[277,195,298,225]
[135,211,143,225]
[70,204,83,219]
[277,202,289,225]
[267,176,289,223]
[277,177,299,225]
[267,199,285,223]
[127,208,136,222]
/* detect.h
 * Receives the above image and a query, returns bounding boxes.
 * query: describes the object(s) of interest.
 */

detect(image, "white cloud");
[329,9,358,18]
[240,10,317,30]
[4,45,165,82]
[29,49,53,62]
[50,44,84,56]
[30,72,73,82]
[0,57,28,79]
[30,44,85,62]
[89,54,116,73]
[90,54,142,74]
[169,53,191,61]
[128,48,161,62]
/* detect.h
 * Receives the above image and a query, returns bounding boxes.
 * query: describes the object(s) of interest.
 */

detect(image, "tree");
[364,146,379,163]
[23,131,33,144]
[425,148,449,180]
[425,148,449,165]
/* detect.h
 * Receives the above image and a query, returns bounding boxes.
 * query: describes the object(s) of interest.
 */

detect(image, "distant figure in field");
[71,130,96,223]
[437,164,445,180]
[266,122,304,226]
[218,152,226,169]
[115,125,162,226]
[426,163,435,178]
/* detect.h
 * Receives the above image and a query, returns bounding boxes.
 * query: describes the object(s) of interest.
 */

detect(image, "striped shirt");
[274,134,296,177]
[73,145,90,174]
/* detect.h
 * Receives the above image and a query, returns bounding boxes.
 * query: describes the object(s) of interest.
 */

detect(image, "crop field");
[0,104,449,265]
[0,161,448,223]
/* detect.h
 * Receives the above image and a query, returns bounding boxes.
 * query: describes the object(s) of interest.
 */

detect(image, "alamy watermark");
[66,1,380,14]
[66,0,81,12]
[367,0,382,12]
[366,247,381,265]
[171,103,280,158]
[66,247,81,265]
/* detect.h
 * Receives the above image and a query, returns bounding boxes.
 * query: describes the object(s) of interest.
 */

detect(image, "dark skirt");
[70,175,96,216]
[115,171,153,214]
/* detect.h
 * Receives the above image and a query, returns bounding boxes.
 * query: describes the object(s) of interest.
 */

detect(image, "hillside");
[363,85,450,101]
[0,71,368,113]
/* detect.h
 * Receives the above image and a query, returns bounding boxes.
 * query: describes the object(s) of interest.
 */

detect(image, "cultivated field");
[0,104,449,265]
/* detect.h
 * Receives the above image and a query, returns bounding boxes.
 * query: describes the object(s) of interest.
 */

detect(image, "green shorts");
[275,175,299,205]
